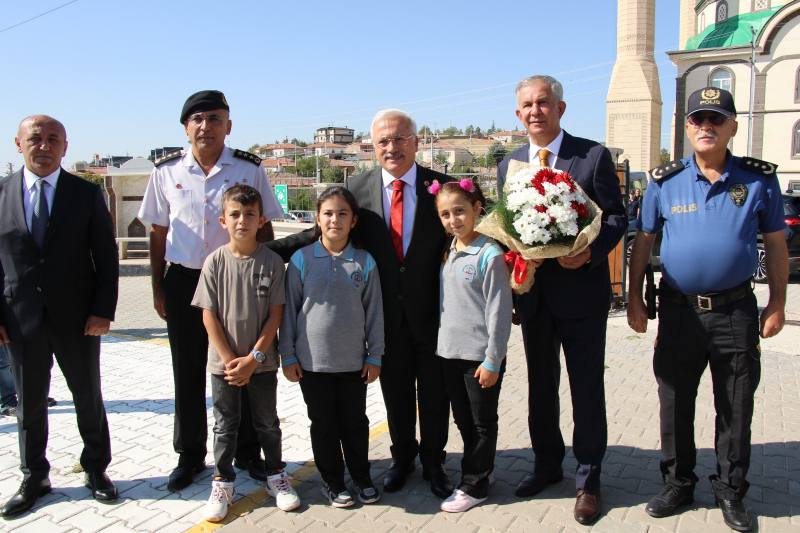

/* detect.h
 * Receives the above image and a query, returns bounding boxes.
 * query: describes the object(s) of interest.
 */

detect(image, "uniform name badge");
[729,183,748,207]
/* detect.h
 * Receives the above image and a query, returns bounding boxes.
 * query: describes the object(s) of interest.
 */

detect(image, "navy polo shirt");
[638,153,785,293]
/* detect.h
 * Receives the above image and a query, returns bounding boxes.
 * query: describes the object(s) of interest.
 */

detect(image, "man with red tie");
[267,109,454,498]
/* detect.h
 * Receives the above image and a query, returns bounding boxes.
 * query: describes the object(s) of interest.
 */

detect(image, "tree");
[78,172,104,185]
[475,127,482,135]
[418,125,432,136]
[290,138,308,147]
[288,189,313,211]
[487,141,507,168]
[487,121,497,135]
[322,167,345,183]
[247,143,260,154]
[660,148,671,165]
[465,125,474,136]
[433,152,449,167]
[295,156,329,177]
[355,131,364,142]
[442,126,460,137]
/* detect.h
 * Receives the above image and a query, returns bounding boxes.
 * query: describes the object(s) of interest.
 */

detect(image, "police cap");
[687,86,736,118]
[180,90,230,124]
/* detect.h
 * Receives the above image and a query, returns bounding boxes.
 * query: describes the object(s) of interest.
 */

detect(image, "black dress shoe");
[383,460,415,493]
[233,458,267,482]
[515,467,564,497]
[84,472,118,503]
[167,463,206,491]
[1,478,51,517]
[645,485,694,518]
[422,463,454,499]
[716,496,753,531]
[47,398,57,407]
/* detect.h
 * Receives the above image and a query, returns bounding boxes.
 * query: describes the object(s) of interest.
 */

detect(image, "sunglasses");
[687,113,729,127]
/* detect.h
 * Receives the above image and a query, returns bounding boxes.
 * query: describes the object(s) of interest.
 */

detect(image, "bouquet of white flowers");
[476,160,603,293]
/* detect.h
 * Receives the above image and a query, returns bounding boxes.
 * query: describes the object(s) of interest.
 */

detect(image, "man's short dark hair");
[221,184,263,216]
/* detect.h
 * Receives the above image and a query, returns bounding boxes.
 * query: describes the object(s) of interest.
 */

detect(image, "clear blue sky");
[0,0,680,172]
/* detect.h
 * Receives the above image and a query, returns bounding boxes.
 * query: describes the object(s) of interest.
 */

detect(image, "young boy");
[192,185,300,522]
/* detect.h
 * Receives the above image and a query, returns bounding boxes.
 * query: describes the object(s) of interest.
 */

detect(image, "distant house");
[256,143,301,159]
[346,142,373,153]
[489,130,527,144]
[314,126,354,144]
[261,158,296,173]
[416,141,473,167]
[149,147,183,162]
[304,143,347,158]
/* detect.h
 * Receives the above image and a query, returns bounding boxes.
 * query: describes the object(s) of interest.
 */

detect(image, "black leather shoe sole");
[645,492,693,518]
[515,468,564,497]
[383,461,415,493]
[167,463,206,492]
[1,485,51,517]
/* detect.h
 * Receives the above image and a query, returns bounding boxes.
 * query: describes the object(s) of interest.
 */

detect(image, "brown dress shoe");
[574,489,601,524]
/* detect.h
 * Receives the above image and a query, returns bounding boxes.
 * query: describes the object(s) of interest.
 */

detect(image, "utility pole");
[747,25,756,157]
[6,163,13,177]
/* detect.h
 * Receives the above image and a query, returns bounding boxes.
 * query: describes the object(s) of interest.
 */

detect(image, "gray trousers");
[211,371,285,481]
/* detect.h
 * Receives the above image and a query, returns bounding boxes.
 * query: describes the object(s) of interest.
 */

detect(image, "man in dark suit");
[267,109,454,498]
[0,116,119,517]
[497,76,626,525]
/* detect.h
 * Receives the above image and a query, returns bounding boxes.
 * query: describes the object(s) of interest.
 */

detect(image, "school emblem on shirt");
[349,270,364,290]
[460,264,477,283]
[254,273,270,298]
[729,183,748,207]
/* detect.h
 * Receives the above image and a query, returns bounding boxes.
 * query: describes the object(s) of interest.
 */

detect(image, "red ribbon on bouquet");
[504,251,528,285]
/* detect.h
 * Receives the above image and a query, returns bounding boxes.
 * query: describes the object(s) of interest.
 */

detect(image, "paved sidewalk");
[0,275,798,533]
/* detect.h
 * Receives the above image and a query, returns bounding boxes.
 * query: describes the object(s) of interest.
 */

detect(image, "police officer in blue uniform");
[627,87,788,532]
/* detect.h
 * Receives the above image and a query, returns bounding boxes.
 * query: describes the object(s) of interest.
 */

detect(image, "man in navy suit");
[0,116,120,516]
[497,76,626,525]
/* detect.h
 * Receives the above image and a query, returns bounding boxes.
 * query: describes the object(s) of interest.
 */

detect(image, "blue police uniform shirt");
[637,152,785,293]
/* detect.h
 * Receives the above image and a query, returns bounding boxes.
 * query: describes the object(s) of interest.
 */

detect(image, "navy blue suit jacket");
[497,131,626,319]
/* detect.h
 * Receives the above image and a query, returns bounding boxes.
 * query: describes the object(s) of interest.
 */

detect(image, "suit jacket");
[0,169,119,339]
[497,131,626,319]
[266,165,451,345]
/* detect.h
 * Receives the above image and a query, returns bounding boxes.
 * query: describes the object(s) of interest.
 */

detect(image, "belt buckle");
[697,295,712,311]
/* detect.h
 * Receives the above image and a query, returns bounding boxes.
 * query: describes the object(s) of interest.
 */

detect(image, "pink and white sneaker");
[440,489,487,513]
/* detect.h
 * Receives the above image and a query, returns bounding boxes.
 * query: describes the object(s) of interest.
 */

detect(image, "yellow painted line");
[182,423,391,531]
[107,332,171,346]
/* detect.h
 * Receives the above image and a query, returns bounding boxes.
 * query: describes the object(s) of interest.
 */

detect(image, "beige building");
[416,141,473,167]
[669,0,800,187]
[606,0,663,172]
[314,126,354,144]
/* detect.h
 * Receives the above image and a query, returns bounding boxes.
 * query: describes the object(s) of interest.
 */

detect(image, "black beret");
[180,90,230,124]
[687,86,736,117]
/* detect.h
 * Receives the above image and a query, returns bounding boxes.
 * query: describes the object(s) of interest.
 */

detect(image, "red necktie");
[390,179,404,261]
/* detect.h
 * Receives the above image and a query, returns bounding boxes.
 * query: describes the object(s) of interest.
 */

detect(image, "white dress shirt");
[528,129,565,168]
[381,164,417,256]
[23,166,60,233]
[138,147,284,269]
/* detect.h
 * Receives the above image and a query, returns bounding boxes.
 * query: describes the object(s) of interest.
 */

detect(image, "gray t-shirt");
[192,244,286,375]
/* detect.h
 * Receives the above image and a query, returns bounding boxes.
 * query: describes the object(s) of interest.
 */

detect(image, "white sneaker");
[203,479,234,522]
[440,489,487,513]
[266,471,301,511]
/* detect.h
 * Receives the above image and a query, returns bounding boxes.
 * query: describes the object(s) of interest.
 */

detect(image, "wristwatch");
[250,349,266,363]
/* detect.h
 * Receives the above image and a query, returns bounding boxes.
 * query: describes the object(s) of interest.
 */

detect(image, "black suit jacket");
[497,131,626,319]
[266,164,451,344]
[0,169,119,339]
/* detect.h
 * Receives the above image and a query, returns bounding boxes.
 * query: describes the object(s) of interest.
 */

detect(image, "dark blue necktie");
[31,179,49,249]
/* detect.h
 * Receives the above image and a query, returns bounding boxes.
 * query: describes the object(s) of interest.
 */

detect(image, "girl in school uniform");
[279,186,384,508]
[429,179,512,512]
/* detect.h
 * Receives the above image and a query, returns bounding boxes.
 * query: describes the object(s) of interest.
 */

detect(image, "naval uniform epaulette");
[738,156,778,176]
[155,151,183,167]
[649,159,687,181]
[233,149,262,165]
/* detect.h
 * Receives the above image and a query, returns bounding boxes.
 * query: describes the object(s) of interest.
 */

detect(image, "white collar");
[381,163,417,188]
[23,166,61,191]
[184,146,231,168]
[529,129,564,160]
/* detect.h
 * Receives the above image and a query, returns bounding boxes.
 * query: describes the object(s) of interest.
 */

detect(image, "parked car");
[626,192,800,283]
[289,210,315,224]
[277,212,300,223]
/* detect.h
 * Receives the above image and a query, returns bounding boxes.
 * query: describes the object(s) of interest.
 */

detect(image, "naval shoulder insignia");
[649,159,686,181]
[738,157,777,176]
[155,151,183,167]
[233,149,262,165]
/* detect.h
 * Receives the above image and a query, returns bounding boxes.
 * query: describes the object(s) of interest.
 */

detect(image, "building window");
[710,68,734,93]
[753,0,769,11]
[717,0,728,23]
[698,12,706,33]
[794,121,800,157]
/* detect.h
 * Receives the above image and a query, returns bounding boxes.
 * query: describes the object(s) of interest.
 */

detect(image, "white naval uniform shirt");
[137,147,284,269]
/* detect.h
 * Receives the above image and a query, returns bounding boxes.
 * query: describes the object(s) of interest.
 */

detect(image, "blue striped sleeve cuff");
[480,361,500,372]
[365,357,382,367]
[281,357,299,367]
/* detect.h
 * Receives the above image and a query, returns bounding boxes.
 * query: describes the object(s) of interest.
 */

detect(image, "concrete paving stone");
[143,494,204,519]
[591,516,650,533]
[59,508,121,533]
[127,510,177,532]
[336,511,398,533]
[676,509,739,532]
[31,496,85,522]
[250,506,321,531]
[622,504,681,529]
[105,502,164,529]
[4,516,74,533]
[504,516,564,533]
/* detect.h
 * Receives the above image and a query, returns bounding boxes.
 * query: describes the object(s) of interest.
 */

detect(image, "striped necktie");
[31,179,50,249]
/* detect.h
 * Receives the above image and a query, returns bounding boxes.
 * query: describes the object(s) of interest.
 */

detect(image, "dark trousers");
[299,370,370,485]
[654,288,761,500]
[441,357,505,499]
[163,264,261,466]
[520,303,608,494]
[211,372,285,481]
[379,316,449,466]
[5,312,111,482]
[0,345,17,409]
